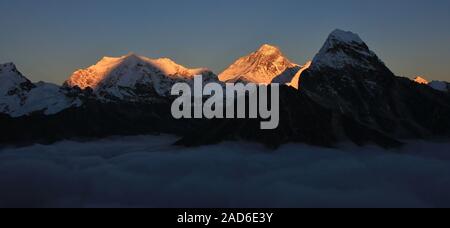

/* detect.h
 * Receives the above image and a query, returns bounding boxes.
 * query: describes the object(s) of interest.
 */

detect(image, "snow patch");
[329,29,364,44]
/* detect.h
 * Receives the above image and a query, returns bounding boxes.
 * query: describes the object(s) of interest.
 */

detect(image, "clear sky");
[0,0,449,84]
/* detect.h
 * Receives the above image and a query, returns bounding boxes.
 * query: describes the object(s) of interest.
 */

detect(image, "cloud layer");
[0,136,449,208]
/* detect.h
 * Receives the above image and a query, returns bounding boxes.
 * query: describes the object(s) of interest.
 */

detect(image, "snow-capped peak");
[429,80,449,92]
[414,76,429,84]
[65,53,217,99]
[219,44,299,84]
[311,29,382,71]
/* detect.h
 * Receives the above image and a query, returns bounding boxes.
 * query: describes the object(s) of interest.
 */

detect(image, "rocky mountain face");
[219,44,300,84]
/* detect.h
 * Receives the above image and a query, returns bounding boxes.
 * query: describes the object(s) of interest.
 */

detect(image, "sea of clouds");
[0,135,449,208]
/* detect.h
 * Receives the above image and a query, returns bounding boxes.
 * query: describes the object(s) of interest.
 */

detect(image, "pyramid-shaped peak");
[414,76,429,84]
[328,29,364,44]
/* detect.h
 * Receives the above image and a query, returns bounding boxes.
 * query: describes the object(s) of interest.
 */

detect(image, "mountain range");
[1,29,450,148]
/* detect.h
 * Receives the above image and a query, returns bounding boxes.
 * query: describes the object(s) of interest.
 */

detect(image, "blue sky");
[0,0,449,83]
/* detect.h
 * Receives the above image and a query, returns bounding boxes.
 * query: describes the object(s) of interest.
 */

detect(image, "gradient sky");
[0,0,449,84]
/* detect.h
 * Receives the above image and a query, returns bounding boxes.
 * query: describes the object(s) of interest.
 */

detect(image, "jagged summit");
[328,29,365,44]
[0,62,33,96]
[311,29,383,71]
[219,44,299,84]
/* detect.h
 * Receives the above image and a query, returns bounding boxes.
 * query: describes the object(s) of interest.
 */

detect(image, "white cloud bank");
[0,136,449,208]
